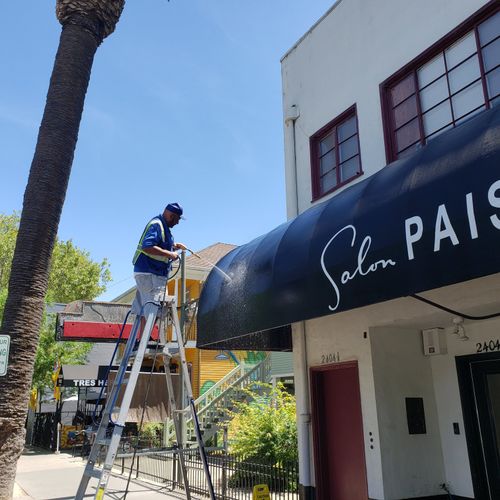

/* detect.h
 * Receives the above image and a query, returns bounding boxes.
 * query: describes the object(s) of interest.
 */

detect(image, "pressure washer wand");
[186,247,202,259]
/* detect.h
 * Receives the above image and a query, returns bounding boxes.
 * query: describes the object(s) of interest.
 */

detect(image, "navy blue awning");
[197,106,500,350]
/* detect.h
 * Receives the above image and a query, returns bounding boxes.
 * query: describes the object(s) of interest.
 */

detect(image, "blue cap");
[165,202,185,219]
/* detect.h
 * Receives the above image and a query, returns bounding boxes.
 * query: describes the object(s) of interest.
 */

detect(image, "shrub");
[138,422,164,448]
[227,383,297,489]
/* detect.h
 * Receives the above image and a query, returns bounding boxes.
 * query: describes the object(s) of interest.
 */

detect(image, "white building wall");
[296,292,500,498]
[87,343,115,366]
[299,312,385,499]
[282,0,488,216]
[370,327,445,499]
[430,317,500,498]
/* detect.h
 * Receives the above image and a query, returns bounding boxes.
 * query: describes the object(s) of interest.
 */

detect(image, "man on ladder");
[75,202,216,500]
[131,202,187,335]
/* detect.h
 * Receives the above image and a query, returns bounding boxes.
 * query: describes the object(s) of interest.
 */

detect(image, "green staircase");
[164,354,272,446]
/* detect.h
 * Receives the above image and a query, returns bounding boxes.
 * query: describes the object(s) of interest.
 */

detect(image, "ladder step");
[84,467,102,479]
[131,346,164,357]
[163,343,180,351]
[97,438,111,446]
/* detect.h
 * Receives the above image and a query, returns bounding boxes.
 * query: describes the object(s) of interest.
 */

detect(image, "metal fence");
[107,448,298,499]
[31,413,57,450]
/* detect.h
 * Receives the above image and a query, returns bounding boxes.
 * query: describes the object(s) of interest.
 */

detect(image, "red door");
[311,361,368,500]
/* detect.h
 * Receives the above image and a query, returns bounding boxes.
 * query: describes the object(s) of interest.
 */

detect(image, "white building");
[197,1,500,499]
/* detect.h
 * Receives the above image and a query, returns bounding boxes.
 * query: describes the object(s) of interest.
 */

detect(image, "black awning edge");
[197,106,500,350]
[198,325,292,351]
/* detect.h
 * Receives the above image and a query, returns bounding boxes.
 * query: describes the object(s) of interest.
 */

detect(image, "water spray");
[186,247,232,282]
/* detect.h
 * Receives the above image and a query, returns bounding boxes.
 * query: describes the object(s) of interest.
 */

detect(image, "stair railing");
[184,354,272,443]
[164,354,272,445]
[164,361,246,445]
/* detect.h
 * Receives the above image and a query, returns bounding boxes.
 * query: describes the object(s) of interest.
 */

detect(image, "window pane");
[448,55,481,94]
[338,116,357,142]
[487,66,500,100]
[391,74,416,107]
[320,149,336,175]
[395,118,420,152]
[445,31,477,69]
[482,37,500,73]
[393,95,418,128]
[423,100,452,137]
[320,169,337,193]
[452,80,485,119]
[492,94,500,107]
[478,10,500,47]
[418,54,445,88]
[455,104,485,125]
[340,156,360,182]
[339,135,359,162]
[320,133,335,155]
[426,123,453,142]
[398,142,420,159]
[420,75,449,112]
[487,373,500,458]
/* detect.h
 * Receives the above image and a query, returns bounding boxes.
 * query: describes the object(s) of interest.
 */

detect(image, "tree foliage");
[139,422,164,448]
[228,383,298,468]
[0,213,111,391]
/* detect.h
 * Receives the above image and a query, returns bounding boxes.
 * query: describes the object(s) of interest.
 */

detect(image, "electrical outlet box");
[422,328,447,356]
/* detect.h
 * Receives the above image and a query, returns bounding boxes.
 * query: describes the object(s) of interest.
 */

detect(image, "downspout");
[284,105,313,500]
[284,104,300,218]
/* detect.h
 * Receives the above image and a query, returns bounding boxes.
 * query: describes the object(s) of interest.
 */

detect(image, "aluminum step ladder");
[75,296,216,500]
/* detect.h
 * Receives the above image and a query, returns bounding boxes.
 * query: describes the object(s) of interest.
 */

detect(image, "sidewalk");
[14,448,192,500]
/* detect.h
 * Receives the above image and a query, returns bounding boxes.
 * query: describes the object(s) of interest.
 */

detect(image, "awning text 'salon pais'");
[197,106,500,351]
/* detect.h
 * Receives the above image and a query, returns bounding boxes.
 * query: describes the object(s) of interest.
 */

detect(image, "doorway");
[457,352,500,500]
[310,361,368,500]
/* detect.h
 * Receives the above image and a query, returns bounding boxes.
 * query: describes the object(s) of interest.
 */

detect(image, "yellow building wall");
[199,350,239,395]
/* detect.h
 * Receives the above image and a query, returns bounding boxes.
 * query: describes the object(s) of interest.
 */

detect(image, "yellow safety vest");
[132,217,169,264]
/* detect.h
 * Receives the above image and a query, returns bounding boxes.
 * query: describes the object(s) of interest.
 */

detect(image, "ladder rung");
[163,343,181,350]
[97,438,111,446]
[84,467,102,479]
[131,346,164,357]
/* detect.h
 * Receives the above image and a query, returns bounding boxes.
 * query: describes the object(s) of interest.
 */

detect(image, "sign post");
[0,335,11,376]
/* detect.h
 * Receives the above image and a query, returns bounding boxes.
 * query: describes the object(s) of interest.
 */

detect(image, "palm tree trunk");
[0,2,124,497]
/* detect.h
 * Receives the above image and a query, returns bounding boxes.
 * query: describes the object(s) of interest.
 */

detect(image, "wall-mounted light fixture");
[452,316,469,341]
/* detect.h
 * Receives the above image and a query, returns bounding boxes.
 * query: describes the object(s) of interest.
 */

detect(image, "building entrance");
[310,361,368,500]
[457,352,500,500]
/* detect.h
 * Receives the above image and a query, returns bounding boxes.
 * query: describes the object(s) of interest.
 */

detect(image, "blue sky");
[0,1,333,300]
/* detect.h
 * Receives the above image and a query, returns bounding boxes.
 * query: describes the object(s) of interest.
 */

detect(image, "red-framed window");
[310,105,363,201]
[381,3,500,162]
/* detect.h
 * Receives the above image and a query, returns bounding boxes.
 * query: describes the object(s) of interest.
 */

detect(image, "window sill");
[311,170,364,203]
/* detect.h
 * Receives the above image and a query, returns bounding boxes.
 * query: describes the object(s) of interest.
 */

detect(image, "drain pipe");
[284,104,300,219]
[284,105,313,500]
